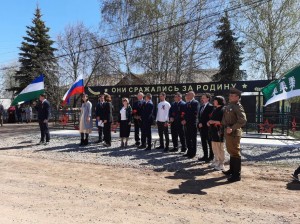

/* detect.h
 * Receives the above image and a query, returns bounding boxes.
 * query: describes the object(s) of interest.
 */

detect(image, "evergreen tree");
[14,7,58,104]
[213,12,244,81]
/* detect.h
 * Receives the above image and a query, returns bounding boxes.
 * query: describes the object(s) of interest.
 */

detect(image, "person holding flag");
[10,74,51,145]
[261,65,300,183]
[61,75,87,145]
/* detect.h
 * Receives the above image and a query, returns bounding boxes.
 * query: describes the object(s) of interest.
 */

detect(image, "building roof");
[115,73,146,86]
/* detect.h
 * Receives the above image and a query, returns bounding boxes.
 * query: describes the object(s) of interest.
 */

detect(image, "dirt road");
[0,153,299,223]
[0,124,299,223]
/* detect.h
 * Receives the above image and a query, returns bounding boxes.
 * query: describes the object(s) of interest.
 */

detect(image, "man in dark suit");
[36,94,51,145]
[132,92,145,146]
[169,92,186,152]
[95,94,105,143]
[181,91,199,158]
[138,93,154,151]
[198,93,214,162]
[103,93,113,147]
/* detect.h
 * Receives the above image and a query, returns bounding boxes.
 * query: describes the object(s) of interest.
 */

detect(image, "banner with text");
[86,80,271,96]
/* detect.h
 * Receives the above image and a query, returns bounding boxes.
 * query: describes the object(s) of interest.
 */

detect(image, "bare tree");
[101,0,135,75]
[0,63,19,99]
[234,0,300,80]
[100,0,221,84]
[57,22,119,107]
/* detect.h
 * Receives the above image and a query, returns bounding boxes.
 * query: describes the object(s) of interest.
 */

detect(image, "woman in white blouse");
[118,98,132,148]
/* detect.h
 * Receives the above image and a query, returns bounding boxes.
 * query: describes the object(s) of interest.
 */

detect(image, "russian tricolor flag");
[62,75,84,105]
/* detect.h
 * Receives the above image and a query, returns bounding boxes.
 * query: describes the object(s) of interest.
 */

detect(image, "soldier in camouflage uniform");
[222,88,247,182]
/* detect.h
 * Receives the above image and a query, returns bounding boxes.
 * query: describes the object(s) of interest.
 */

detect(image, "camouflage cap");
[229,87,242,97]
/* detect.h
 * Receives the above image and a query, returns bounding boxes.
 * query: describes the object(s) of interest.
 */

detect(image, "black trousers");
[200,127,213,159]
[294,166,300,176]
[134,118,141,143]
[17,115,22,123]
[157,121,169,148]
[103,122,111,144]
[0,113,3,126]
[141,123,152,147]
[98,126,103,141]
[185,122,197,157]
[171,120,186,149]
[39,120,50,142]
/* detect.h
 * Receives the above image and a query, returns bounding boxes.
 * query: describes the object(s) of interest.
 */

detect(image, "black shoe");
[205,158,212,163]
[135,142,140,146]
[145,147,151,151]
[223,158,234,175]
[227,175,241,182]
[138,145,146,149]
[44,142,49,145]
[84,139,89,146]
[222,169,232,176]
[103,142,111,147]
[198,156,208,162]
[182,154,189,157]
[169,147,178,152]
[37,141,45,145]
[180,148,187,153]
[79,139,84,146]
[155,146,164,150]
[163,147,169,153]
[188,155,195,159]
[95,139,103,143]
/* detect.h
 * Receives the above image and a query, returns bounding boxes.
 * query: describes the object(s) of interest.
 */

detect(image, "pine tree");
[14,7,58,104]
[213,12,244,81]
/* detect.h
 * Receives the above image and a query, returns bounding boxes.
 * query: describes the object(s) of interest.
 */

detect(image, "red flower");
[132,109,137,114]
[181,112,185,118]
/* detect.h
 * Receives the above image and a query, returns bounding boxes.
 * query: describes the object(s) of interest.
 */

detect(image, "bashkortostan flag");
[11,74,44,106]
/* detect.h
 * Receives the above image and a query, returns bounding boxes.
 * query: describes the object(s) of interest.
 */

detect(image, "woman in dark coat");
[103,93,113,147]
[118,98,132,148]
[207,96,226,171]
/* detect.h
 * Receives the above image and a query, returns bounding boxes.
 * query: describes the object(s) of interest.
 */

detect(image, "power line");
[54,0,269,60]
[56,0,222,51]
[0,0,269,71]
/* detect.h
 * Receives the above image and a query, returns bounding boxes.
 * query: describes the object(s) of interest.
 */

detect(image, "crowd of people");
[0,104,32,124]
[22,90,300,183]
[76,88,246,182]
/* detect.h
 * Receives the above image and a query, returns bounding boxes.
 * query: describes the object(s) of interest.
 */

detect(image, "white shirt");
[156,100,171,122]
[200,102,208,114]
[120,107,127,120]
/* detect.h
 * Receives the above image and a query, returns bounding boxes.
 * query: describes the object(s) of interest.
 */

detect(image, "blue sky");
[0,0,101,66]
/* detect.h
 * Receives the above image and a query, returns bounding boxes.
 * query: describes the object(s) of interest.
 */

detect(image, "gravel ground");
[0,124,299,171]
[1,124,300,224]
